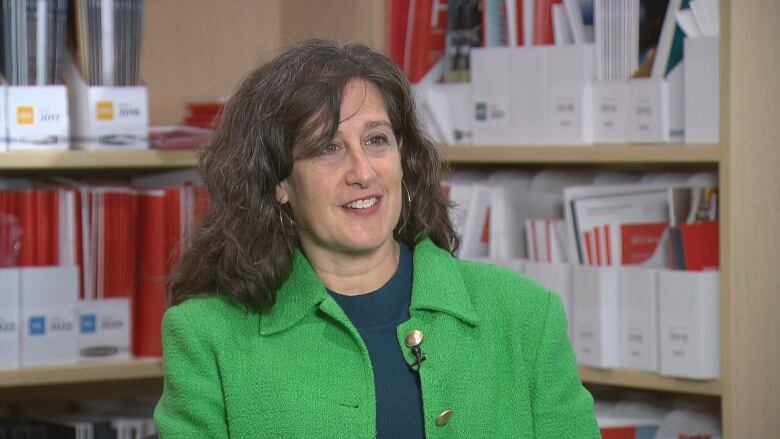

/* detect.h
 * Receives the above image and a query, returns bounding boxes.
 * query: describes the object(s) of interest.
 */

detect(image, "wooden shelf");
[0,359,719,398]
[0,359,162,389]
[0,144,721,171]
[0,149,198,170]
[440,144,721,164]
[580,366,722,396]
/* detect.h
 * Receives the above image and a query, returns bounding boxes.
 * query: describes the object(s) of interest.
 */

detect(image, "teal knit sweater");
[154,238,600,438]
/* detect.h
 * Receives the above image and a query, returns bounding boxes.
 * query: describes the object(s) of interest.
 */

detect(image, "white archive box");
[628,63,684,143]
[524,261,573,337]
[618,266,660,372]
[489,258,525,273]
[471,47,512,144]
[508,46,549,144]
[546,44,595,144]
[65,54,149,150]
[658,270,720,379]
[78,298,132,362]
[572,264,620,368]
[684,36,719,143]
[0,86,7,152]
[6,86,70,151]
[592,80,630,143]
[20,266,80,367]
[0,268,21,369]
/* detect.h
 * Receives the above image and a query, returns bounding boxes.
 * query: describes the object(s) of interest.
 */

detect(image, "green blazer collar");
[258,238,479,336]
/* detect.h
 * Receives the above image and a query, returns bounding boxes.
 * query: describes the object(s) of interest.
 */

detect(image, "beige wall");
[141,0,282,125]
[140,0,385,125]
[279,0,385,51]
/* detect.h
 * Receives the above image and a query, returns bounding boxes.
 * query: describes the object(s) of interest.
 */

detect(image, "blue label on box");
[29,316,46,336]
[80,315,97,334]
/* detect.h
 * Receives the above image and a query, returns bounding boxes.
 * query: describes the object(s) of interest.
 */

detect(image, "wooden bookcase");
[1,0,777,436]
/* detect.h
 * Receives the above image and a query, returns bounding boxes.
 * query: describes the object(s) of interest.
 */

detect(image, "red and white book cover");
[403,0,448,83]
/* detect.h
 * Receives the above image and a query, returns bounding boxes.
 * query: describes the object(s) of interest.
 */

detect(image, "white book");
[552,4,574,45]
[564,184,692,264]
[675,9,702,38]
[563,0,586,43]
[458,183,492,258]
[522,0,535,46]
[652,0,684,78]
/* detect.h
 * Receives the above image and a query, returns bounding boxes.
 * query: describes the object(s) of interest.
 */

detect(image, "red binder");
[135,191,167,357]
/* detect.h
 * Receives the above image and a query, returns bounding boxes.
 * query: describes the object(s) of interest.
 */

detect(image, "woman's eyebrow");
[364,120,392,130]
[334,120,393,137]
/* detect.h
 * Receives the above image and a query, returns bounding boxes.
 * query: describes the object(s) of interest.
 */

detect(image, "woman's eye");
[322,143,341,154]
[366,135,389,146]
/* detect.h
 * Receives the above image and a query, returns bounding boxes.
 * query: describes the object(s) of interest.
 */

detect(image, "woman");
[154,39,599,438]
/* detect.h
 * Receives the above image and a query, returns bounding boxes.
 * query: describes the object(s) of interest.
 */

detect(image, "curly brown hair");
[168,39,458,311]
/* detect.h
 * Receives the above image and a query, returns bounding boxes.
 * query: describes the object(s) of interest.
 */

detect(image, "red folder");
[533,0,561,45]
[386,0,411,68]
[135,191,167,357]
[680,221,719,271]
[15,190,35,266]
[404,0,447,83]
[621,222,667,265]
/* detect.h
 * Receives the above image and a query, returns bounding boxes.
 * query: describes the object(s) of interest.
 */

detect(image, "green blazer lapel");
[409,239,479,327]
[258,248,329,336]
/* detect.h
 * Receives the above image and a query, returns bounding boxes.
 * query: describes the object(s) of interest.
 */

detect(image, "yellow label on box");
[17,106,34,125]
[96,101,114,120]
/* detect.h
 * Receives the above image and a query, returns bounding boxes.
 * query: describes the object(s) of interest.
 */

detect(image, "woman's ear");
[276,181,289,204]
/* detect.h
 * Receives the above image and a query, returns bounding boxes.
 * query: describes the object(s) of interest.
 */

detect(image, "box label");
[80,314,97,333]
[96,101,114,120]
[472,95,509,126]
[29,316,46,335]
[16,106,34,125]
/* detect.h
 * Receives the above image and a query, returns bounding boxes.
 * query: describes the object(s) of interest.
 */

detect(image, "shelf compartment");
[580,366,722,396]
[441,144,721,164]
[0,150,198,170]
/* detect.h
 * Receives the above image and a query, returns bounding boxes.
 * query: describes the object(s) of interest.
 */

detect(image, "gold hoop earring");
[397,180,412,233]
[279,206,296,253]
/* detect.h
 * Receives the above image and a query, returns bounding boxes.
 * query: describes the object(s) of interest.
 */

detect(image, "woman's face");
[277,79,403,259]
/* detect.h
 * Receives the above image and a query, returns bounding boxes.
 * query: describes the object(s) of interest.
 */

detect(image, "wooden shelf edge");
[440,144,722,164]
[580,366,722,396]
[0,149,198,170]
[1,359,720,397]
[0,358,163,389]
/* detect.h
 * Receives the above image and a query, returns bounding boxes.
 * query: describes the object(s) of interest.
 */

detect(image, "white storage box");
[6,86,70,151]
[64,55,149,149]
[684,36,719,143]
[619,266,660,372]
[78,298,132,362]
[0,268,21,369]
[524,261,573,338]
[572,264,620,368]
[592,80,630,143]
[471,47,512,144]
[508,46,549,144]
[20,266,80,367]
[546,44,595,144]
[628,63,684,143]
[0,86,7,152]
[658,270,720,379]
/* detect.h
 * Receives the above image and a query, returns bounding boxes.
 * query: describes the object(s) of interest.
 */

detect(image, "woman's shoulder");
[163,293,257,339]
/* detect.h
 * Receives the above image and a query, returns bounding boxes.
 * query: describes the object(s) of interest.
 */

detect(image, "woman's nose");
[344,144,376,187]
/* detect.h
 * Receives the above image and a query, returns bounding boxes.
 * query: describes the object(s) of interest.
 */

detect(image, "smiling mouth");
[344,197,379,209]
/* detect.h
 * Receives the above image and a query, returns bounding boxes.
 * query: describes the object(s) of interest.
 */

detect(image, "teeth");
[345,197,378,209]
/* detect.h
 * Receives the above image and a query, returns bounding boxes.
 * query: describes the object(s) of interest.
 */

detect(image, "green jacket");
[154,239,599,438]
